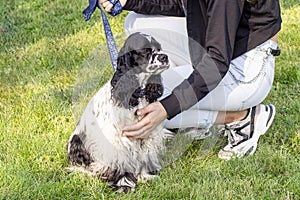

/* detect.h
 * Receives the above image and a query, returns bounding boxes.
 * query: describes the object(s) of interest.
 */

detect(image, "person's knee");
[124,12,138,36]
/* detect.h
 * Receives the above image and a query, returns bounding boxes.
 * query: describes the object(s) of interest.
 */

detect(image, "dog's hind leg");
[68,134,94,166]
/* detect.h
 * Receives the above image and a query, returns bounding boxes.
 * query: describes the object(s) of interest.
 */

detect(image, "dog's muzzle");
[151,53,169,67]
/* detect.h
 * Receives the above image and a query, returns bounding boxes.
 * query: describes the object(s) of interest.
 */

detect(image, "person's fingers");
[104,3,113,12]
[100,0,126,12]
[101,1,113,12]
[122,102,167,140]
[123,126,149,138]
[136,125,155,139]
[122,117,151,132]
[136,104,152,116]
[123,123,152,138]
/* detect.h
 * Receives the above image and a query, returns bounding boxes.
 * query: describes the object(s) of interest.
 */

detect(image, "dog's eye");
[147,48,153,54]
[140,48,152,56]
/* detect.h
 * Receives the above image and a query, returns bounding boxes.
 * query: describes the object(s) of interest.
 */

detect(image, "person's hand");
[122,102,168,139]
[99,0,127,12]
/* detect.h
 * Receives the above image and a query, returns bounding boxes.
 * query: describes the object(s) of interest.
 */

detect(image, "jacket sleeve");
[123,0,185,17]
[160,0,244,119]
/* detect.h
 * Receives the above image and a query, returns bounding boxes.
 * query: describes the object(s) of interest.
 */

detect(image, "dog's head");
[114,32,169,75]
[111,32,169,109]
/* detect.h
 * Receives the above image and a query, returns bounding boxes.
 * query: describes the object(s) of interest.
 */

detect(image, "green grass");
[1,0,299,199]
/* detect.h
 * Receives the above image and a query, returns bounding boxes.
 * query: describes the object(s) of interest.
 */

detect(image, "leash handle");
[107,0,123,16]
[82,0,122,20]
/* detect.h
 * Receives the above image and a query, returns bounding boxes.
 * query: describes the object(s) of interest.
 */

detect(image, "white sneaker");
[218,104,276,160]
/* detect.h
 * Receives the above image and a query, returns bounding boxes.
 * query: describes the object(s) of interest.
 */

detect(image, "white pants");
[124,12,277,129]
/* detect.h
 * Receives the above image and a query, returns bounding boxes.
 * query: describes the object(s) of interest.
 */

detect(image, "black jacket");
[124,0,281,119]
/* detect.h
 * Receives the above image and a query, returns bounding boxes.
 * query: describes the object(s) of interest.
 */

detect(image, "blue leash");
[82,0,122,71]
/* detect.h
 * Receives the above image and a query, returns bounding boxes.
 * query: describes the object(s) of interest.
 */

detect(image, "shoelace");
[82,0,123,71]
[225,127,249,147]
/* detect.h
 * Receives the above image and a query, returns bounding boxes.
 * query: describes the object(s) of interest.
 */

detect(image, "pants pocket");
[229,50,269,85]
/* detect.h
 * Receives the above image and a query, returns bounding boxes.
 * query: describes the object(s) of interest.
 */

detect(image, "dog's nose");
[157,54,168,62]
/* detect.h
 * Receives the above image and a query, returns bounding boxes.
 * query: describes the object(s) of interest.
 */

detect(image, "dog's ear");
[110,48,141,109]
[145,75,163,103]
[111,49,133,88]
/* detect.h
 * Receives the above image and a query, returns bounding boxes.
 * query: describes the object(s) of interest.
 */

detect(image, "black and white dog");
[67,32,169,192]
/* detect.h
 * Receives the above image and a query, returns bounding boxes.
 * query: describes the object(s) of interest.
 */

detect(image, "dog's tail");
[67,133,94,166]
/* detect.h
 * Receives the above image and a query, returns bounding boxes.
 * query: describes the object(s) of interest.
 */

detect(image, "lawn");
[0,0,299,199]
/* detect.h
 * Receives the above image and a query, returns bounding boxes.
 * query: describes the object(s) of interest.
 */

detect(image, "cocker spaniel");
[67,32,169,192]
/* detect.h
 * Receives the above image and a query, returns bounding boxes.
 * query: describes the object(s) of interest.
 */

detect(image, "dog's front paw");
[116,186,134,193]
[113,173,137,193]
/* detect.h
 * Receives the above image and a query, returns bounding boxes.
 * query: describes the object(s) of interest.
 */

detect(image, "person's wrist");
[157,102,168,119]
[119,0,127,7]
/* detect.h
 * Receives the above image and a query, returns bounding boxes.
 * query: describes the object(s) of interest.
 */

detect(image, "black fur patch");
[100,167,123,182]
[68,134,94,166]
[145,75,163,103]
